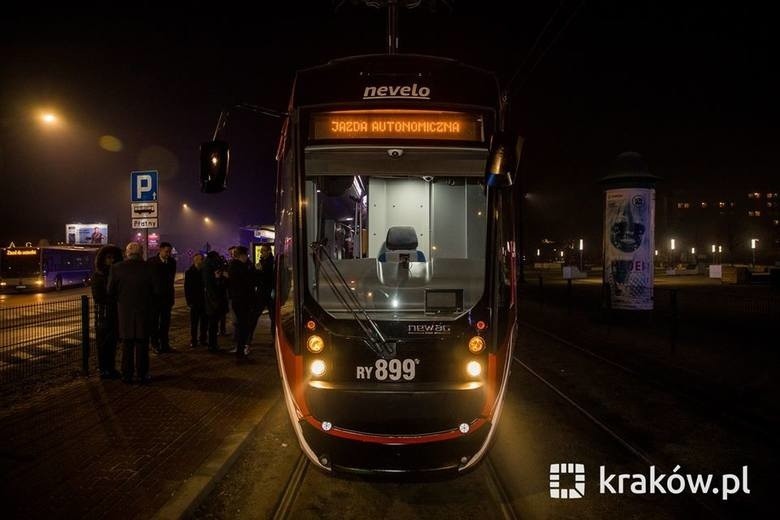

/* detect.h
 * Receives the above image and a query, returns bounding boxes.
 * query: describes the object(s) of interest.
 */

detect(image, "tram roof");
[291,54,500,110]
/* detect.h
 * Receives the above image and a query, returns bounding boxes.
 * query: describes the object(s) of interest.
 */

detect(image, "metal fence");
[0,296,90,387]
[520,276,779,349]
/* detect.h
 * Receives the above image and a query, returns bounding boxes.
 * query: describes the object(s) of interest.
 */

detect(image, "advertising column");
[601,153,658,311]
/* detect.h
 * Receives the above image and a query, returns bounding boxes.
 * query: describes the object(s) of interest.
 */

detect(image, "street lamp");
[578,238,584,271]
[751,238,758,267]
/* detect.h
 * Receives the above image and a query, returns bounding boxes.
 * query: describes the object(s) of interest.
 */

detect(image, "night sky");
[0,1,773,256]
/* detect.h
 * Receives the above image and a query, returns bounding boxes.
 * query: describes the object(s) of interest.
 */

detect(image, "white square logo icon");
[550,463,585,499]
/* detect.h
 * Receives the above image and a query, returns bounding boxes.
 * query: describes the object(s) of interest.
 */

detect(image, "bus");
[0,245,98,292]
[200,53,521,474]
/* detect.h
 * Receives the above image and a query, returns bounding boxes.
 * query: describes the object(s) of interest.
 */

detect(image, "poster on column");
[604,188,655,310]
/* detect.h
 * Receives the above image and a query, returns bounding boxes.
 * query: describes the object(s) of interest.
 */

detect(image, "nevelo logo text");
[363,84,431,100]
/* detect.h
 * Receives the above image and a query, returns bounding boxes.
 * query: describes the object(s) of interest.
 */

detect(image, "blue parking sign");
[131,170,159,202]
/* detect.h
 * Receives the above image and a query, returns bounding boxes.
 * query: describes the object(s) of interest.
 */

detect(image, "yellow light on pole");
[182,203,189,209]
[203,217,210,223]
[690,247,695,255]
[711,244,716,253]
[751,238,757,249]
[670,238,676,250]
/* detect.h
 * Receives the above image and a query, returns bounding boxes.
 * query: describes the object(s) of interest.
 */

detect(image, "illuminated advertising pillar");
[601,152,658,311]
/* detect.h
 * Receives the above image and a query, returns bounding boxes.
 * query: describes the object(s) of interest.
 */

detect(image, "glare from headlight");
[466,361,482,377]
[468,336,485,353]
[310,359,326,377]
[307,335,325,353]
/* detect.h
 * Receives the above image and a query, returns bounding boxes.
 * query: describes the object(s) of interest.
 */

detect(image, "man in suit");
[108,242,157,383]
[148,241,177,353]
[227,246,255,359]
[184,253,207,348]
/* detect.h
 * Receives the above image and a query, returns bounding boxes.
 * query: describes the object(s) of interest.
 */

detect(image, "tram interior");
[304,167,488,316]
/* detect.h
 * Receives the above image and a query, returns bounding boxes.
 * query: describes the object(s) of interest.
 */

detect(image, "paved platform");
[0,308,281,519]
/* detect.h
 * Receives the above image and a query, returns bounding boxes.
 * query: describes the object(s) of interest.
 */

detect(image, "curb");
[154,397,282,520]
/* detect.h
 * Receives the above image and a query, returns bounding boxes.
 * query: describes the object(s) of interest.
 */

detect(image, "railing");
[0,296,90,387]
[521,276,779,350]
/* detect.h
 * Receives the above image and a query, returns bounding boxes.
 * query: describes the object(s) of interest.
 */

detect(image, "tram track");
[268,445,518,519]
[271,452,310,520]
[511,337,736,519]
[518,319,777,444]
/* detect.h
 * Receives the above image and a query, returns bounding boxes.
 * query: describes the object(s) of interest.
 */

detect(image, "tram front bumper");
[299,381,492,474]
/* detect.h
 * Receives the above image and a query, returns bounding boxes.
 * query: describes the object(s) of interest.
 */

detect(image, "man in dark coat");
[203,251,228,352]
[148,241,177,353]
[227,246,255,359]
[184,253,207,348]
[92,244,123,379]
[108,242,157,383]
[255,244,276,335]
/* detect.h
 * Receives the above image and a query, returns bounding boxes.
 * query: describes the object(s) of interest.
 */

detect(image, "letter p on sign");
[131,170,158,202]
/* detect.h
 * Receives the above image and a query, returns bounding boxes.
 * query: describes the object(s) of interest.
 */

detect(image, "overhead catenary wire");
[505,0,587,99]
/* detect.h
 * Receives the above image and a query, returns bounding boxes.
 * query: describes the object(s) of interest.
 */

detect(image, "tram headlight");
[466,361,482,378]
[467,336,485,354]
[310,359,326,377]
[307,335,325,353]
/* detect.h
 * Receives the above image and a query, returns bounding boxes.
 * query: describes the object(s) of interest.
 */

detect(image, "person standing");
[256,244,276,335]
[108,242,157,383]
[92,244,123,379]
[227,246,254,359]
[184,253,208,348]
[203,251,228,352]
[148,242,177,353]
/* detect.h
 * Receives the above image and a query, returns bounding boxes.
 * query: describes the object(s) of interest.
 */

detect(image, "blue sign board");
[131,170,159,202]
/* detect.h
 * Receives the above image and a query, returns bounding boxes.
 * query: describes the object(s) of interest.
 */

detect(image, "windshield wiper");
[310,240,395,359]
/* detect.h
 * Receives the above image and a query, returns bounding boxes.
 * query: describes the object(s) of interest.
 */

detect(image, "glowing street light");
[578,238,584,270]
[751,238,758,267]
[182,203,189,209]
[40,113,58,125]
[203,217,211,224]
[670,238,676,250]
[690,247,695,255]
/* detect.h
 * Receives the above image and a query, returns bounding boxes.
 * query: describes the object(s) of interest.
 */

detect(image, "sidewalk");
[0,307,281,519]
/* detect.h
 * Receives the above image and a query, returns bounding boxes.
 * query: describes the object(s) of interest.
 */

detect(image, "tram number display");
[310,110,484,142]
[356,358,420,381]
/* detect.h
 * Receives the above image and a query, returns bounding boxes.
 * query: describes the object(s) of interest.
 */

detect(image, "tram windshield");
[304,146,488,318]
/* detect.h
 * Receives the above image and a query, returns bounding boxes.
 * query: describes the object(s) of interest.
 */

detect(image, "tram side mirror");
[485,132,523,188]
[200,140,230,193]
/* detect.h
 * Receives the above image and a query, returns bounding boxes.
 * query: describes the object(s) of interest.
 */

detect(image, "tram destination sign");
[310,110,484,142]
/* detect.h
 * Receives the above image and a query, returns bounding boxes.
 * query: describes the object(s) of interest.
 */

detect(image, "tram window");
[305,172,487,317]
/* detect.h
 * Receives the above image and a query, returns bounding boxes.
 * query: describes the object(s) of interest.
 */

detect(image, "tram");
[201,53,521,474]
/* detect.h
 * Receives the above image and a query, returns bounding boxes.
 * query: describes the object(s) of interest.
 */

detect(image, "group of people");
[184,244,275,360]
[91,241,175,383]
[90,241,275,383]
